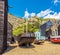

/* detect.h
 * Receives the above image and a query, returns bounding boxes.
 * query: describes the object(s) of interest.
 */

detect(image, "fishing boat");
[50,36,60,43]
[17,9,35,46]
[17,32,35,46]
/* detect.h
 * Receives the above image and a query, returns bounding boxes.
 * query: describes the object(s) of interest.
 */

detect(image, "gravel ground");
[3,41,60,55]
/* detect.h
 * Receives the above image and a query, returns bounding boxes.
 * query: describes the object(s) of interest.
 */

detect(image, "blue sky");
[8,0,60,19]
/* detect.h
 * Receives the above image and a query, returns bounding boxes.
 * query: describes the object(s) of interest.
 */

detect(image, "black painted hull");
[17,33,35,46]
[18,37,35,45]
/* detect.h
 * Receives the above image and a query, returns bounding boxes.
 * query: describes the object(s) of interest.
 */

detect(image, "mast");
[26,16,28,33]
[24,8,29,33]
[22,17,24,33]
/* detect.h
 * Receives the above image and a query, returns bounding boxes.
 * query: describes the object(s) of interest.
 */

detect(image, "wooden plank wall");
[0,0,7,54]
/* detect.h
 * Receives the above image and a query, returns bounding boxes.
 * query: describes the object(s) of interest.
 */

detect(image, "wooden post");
[0,0,8,54]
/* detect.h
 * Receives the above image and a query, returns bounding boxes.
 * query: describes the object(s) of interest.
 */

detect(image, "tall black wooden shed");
[40,20,54,40]
[0,0,8,54]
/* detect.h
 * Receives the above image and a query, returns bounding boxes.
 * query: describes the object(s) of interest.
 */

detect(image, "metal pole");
[26,18,28,33]
[22,17,24,33]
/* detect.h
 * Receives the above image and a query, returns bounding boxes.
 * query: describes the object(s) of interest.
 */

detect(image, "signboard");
[0,1,7,54]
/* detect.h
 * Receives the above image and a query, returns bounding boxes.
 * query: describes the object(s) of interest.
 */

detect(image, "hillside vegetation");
[8,14,58,36]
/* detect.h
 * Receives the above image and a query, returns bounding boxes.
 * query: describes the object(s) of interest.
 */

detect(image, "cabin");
[49,20,60,36]
[34,31,45,40]
[34,31,41,40]
[7,22,13,44]
[40,20,54,40]
[49,20,60,42]
[40,19,60,40]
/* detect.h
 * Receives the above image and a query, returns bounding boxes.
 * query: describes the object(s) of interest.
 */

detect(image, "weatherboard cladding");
[0,1,5,53]
[40,19,60,40]
[7,22,13,42]
[0,0,7,54]
[40,20,53,36]
[40,23,46,36]
[58,20,60,25]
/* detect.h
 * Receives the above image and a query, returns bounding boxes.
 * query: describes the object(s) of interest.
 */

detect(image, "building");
[40,19,60,40]
[50,20,60,42]
[0,0,8,54]
[7,22,13,44]
[40,20,54,40]
[47,20,60,37]
[34,31,45,40]
[34,31,41,40]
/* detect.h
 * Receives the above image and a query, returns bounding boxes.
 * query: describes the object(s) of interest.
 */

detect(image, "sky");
[8,0,60,19]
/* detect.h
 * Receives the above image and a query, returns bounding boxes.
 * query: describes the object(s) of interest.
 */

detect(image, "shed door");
[45,29,52,40]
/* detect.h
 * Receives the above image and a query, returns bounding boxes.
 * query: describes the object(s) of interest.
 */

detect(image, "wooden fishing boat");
[17,32,35,46]
[50,36,60,43]
[16,9,35,46]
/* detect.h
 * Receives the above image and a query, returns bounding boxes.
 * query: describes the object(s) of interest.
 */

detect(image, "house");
[49,20,60,42]
[40,20,54,40]
[34,31,41,40]
[34,31,45,40]
[48,20,60,36]
[40,19,60,40]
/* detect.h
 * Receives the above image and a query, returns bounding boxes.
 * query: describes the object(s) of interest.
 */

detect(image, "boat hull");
[18,37,35,45]
[17,33,35,46]
[50,36,60,43]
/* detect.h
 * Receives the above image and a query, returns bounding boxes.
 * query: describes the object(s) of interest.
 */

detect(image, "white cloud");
[24,9,30,18]
[24,9,60,19]
[37,9,54,17]
[30,13,36,17]
[37,9,60,19]
[24,9,36,18]
[44,12,60,19]
[54,0,58,4]
[54,0,60,4]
